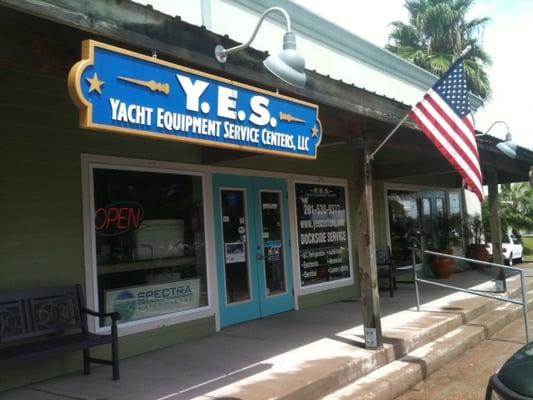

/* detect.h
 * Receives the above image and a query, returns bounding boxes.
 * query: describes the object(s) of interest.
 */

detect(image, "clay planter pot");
[430,249,457,279]
[466,244,491,270]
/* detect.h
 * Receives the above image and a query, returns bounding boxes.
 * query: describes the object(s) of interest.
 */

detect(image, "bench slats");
[1,288,82,343]
[0,285,120,380]
[0,332,112,368]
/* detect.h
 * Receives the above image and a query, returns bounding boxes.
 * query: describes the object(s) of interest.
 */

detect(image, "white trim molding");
[80,154,216,336]
[227,0,482,110]
[292,178,355,297]
[81,153,358,333]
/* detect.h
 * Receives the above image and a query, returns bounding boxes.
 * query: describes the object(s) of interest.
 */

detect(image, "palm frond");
[427,53,454,75]
[386,0,492,99]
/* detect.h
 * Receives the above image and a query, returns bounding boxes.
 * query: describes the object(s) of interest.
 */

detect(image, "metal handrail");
[411,248,530,343]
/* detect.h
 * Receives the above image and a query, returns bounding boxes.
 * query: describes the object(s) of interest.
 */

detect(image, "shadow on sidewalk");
[2,269,513,400]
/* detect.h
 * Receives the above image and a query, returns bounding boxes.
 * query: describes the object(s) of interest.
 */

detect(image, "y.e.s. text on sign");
[68,40,322,159]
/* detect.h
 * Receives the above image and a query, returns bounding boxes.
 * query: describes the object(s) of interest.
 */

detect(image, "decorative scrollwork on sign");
[32,296,79,332]
[0,302,24,339]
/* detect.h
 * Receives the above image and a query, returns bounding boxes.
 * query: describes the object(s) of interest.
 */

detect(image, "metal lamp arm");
[475,120,510,138]
[215,7,291,62]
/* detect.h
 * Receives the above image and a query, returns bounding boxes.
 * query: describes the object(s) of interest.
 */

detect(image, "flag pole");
[367,45,472,163]
[367,113,410,162]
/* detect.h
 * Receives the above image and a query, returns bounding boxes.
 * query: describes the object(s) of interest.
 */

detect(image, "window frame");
[82,154,214,336]
[292,179,355,294]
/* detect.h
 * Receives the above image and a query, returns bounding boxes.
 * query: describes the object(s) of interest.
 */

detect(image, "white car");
[486,234,524,266]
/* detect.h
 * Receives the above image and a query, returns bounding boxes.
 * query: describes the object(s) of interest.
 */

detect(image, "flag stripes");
[408,59,483,202]
[425,92,479,158]
[410,109,483,199]
[416,95,482,181]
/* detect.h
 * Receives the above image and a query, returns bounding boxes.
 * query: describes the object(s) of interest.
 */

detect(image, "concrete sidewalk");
[2,268,531,400]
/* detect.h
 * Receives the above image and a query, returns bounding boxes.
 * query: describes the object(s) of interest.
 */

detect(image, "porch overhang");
[3,0,530,186]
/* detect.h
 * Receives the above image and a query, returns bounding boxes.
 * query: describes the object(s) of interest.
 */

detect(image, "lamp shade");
[496,132,517,159]
[496,141,517,159]
[263,32,306,88]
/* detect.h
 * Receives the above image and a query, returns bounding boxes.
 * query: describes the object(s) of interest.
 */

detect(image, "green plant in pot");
[466,214,491,269]
[430,213,461,278]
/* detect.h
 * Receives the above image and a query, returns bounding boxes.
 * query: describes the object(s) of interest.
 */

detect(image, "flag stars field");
[409,55,484,202]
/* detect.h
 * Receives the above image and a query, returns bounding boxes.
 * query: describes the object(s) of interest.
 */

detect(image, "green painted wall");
[0,59,462,390]
[0,66,362,389]
[218,144,356,178]
[388,174,459,187]
[0,68,205,292]
[0,67,217,390]
[298,284,358,309]
[222,143,362,307]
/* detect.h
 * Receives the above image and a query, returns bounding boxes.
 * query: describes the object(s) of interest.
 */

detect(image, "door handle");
[257,253,265,261]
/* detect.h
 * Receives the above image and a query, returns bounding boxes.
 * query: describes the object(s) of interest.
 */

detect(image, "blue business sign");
[68,40,322,159]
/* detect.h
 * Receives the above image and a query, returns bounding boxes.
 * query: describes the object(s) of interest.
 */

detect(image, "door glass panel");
[420,197,432,239]
[260,191,286,296]
[220,189,250,304]
[435,198,445,216]
[387,190,420,266]
[448,191,461,215]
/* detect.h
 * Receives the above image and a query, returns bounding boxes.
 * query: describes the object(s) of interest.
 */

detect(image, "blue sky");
[293,0,532,150]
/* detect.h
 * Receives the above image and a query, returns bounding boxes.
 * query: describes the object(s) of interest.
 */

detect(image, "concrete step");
[322,286,533,400]
[195,274,531,400]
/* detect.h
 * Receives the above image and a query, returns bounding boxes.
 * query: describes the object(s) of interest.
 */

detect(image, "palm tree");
[481,182,533,239]
[499,183,533,235]
[387,0,492,100]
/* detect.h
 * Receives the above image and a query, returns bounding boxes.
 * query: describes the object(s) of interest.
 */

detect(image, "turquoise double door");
[213,174,294,327]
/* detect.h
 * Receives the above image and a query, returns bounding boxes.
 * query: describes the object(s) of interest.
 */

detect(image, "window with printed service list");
[295,183,351,287]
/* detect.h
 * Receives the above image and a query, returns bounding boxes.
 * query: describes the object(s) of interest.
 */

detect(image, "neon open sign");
[95,201,144,236]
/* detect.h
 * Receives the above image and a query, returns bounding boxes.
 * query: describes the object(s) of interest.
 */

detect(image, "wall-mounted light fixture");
[477,121,517,159]
[214,7,306,88]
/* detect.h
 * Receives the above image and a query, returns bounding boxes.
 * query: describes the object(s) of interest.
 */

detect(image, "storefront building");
[1,0,531,390]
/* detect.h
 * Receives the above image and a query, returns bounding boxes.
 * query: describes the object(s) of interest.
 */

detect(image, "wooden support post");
[353,139,382,349]
[487,168,506,292]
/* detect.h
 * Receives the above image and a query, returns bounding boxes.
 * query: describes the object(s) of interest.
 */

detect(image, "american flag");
[409,59,483,202]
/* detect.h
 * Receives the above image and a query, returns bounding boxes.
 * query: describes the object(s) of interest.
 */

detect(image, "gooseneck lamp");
[214,7,306,88]
[477,121,517,159]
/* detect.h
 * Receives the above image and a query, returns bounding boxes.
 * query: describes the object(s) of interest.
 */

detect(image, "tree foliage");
[387,0,492,100]
[499,183,533,234]
[481,182,533,239]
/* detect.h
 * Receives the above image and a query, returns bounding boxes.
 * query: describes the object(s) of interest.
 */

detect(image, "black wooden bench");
[0,284,120,380]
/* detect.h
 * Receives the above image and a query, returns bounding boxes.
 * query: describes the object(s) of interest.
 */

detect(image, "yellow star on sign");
[311,126,319,137]
[86,72,104,94]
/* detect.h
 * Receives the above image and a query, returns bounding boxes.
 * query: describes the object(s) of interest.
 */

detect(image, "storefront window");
[93,168,207,327]
[387,190,420,266]
[448,191,462,215]
[295,183,351,287]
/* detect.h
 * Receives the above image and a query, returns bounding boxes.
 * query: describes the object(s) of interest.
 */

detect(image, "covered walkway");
[2,268,531,400]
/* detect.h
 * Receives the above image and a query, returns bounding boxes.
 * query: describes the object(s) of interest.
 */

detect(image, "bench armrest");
[81,307,120,321]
